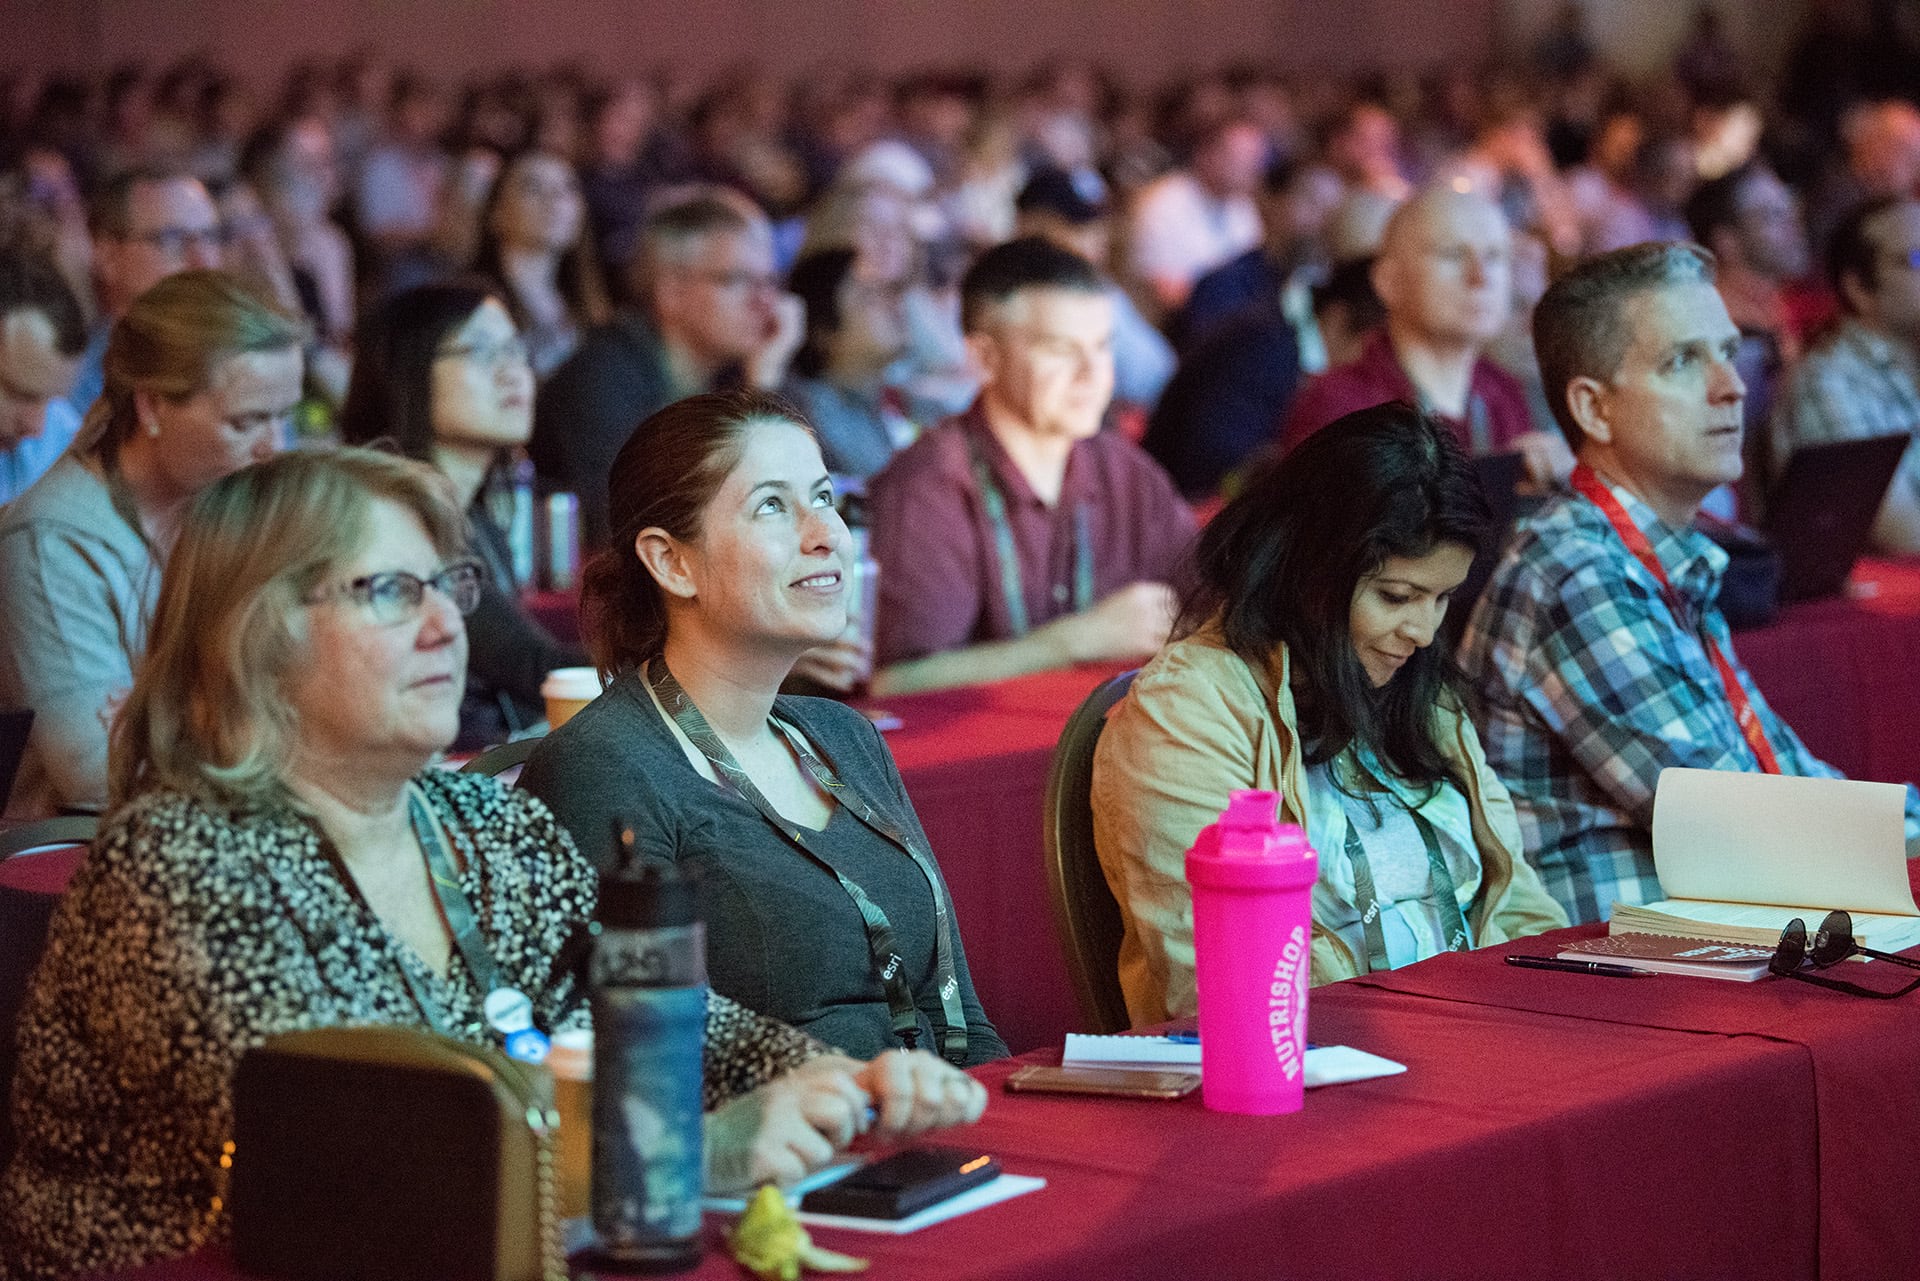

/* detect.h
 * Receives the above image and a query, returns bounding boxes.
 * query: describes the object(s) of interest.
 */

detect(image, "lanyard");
[965,429,1094,637]
[646,661,972,1065]
[1569,465,1782,773]
[1342,804,1472,975]
[316,788,533,1042]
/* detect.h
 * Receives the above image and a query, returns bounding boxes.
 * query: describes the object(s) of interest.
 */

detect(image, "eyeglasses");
[1769,916,1920,998]
[125,225,230,255]
[308,560,484,625]
[436,335,530,369]
[1809,909,1920,970]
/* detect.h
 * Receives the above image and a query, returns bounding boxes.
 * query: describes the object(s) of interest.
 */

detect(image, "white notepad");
[1062,1035,1406,1087]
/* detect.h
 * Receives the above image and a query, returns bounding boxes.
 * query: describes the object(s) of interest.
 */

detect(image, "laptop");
[0,710,29,816]
[1761,434,1910,603]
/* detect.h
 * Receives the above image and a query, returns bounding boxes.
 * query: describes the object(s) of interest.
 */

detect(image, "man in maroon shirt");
[868,237,1195,695]
[1282,185,1572,485]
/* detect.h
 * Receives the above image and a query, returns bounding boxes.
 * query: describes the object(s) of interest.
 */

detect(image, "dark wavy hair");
[582,388,815,676]
[338,280,496,460]
[1175,402,1491,791]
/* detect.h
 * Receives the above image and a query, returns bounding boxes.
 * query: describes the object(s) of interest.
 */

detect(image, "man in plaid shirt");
[1460,242,1920,924]
[1772,197,1920,554]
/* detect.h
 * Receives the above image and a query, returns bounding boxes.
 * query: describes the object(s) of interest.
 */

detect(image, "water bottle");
[541,491,581,591]
[1185,790,1318,1116]
[507,458,537,589]
[586,861,705,1271]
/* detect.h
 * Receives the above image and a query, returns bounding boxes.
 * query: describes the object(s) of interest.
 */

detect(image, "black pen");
[1504,954,1657,978]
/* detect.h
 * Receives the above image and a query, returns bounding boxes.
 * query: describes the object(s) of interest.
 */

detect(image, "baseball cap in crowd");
[1015,166,1110,225]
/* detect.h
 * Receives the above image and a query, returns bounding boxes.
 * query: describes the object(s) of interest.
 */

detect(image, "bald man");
[1282,184,1570,482]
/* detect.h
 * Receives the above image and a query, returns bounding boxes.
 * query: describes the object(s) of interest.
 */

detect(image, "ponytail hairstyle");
[582,387,815,677]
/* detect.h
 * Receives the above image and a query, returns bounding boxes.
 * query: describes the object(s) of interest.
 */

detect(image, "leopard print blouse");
[0,770,819,1280]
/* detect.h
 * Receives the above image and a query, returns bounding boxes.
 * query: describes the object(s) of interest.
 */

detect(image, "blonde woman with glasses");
[0,447,987,1279]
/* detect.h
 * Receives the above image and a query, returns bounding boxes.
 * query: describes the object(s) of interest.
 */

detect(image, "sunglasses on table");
[1769,911,1920,998]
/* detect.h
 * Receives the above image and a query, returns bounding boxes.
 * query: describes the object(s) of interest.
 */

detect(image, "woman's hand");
[844,1048,988,1139]
[705,1058,873,1192]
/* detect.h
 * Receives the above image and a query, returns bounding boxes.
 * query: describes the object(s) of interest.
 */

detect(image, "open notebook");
[1608,769,1920,952]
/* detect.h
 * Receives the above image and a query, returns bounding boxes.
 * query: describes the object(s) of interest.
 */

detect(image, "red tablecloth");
[92,955,1858,1281]
[863,663,1129,1054]
[1739,555,1920,786]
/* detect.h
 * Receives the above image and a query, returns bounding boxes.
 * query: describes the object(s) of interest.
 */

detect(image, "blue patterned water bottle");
[585,860,705,1272]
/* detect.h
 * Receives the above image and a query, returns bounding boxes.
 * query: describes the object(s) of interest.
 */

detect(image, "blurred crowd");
[0,0,1918,690]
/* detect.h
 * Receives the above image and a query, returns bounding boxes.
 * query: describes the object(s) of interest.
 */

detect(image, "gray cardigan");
[0,455,156,818]
[520,674,1006,1065]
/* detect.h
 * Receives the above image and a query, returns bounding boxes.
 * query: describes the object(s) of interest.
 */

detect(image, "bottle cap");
[598,861,700,930]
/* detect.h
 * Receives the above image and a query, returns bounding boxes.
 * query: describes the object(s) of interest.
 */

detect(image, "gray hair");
[1532,242,1717,450]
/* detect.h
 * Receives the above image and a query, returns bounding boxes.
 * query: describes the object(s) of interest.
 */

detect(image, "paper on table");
[1061,1035,1405,1087]
[700,1167,1046,1234]
[1650,768,1919,916]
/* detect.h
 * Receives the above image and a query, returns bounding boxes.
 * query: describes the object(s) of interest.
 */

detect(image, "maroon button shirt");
[1280,327,1536,455]
[868,401,1196,666]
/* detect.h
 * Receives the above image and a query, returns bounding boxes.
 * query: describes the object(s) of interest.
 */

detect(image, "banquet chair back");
[459,735,543,779]
[0,815,96,1167]
[1043,669,1137,1035]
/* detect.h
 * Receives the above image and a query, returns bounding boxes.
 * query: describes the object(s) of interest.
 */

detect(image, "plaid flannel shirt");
[1771,318,1920,503]
[1457,480,1893,924]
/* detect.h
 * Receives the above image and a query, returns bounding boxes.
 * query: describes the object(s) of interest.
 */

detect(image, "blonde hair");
[110,447,467,811]
[79,268,308,457]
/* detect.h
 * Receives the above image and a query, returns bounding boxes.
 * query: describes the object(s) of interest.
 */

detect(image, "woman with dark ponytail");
[520,389,1006,1067]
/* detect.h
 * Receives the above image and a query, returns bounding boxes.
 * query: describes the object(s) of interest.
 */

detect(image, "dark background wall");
[1,0,1801,82]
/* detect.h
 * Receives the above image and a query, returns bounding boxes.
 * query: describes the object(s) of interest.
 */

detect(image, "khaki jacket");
[1091,628,1568,1026]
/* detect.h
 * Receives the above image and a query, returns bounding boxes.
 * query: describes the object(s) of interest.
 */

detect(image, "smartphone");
[1004,1065,1201,1099]
[798,1145,1000,1219]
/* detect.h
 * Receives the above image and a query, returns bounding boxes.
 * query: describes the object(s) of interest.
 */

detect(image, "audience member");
[471,148,612,377]
[0,271,303,818]
[1125,117,1267,315]
[1013,166,1175,414]
[1283,185,1571,484]
[0,446,985,1279]
[1177,157,1341,358]
[1310,255,1389,367]
[239,115,355,351]
[520,390,1007,1065]
[72,170,225,414]
[339,282,589,746]
[1093,405,1566,1024]
[0,248,88,503]
[354,73,451,263]
[867,237,1194,694]
[1141,256,1306,500]
[785,247,919,480]
[1685,161,1816,360]
[532,188,802,547]
[1458,243,1920,924]
[1773,197,1920,552]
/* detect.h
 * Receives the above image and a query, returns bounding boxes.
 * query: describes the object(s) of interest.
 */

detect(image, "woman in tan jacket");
[1092,404,1567,1025]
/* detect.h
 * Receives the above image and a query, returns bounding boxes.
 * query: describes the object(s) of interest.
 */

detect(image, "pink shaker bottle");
[1185,789,1318,1115]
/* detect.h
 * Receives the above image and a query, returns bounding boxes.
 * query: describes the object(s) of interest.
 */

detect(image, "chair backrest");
[0,708,32,815]
[1042,669,1138,1036]
[0,814,96,1169]
[458,735,543,779]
